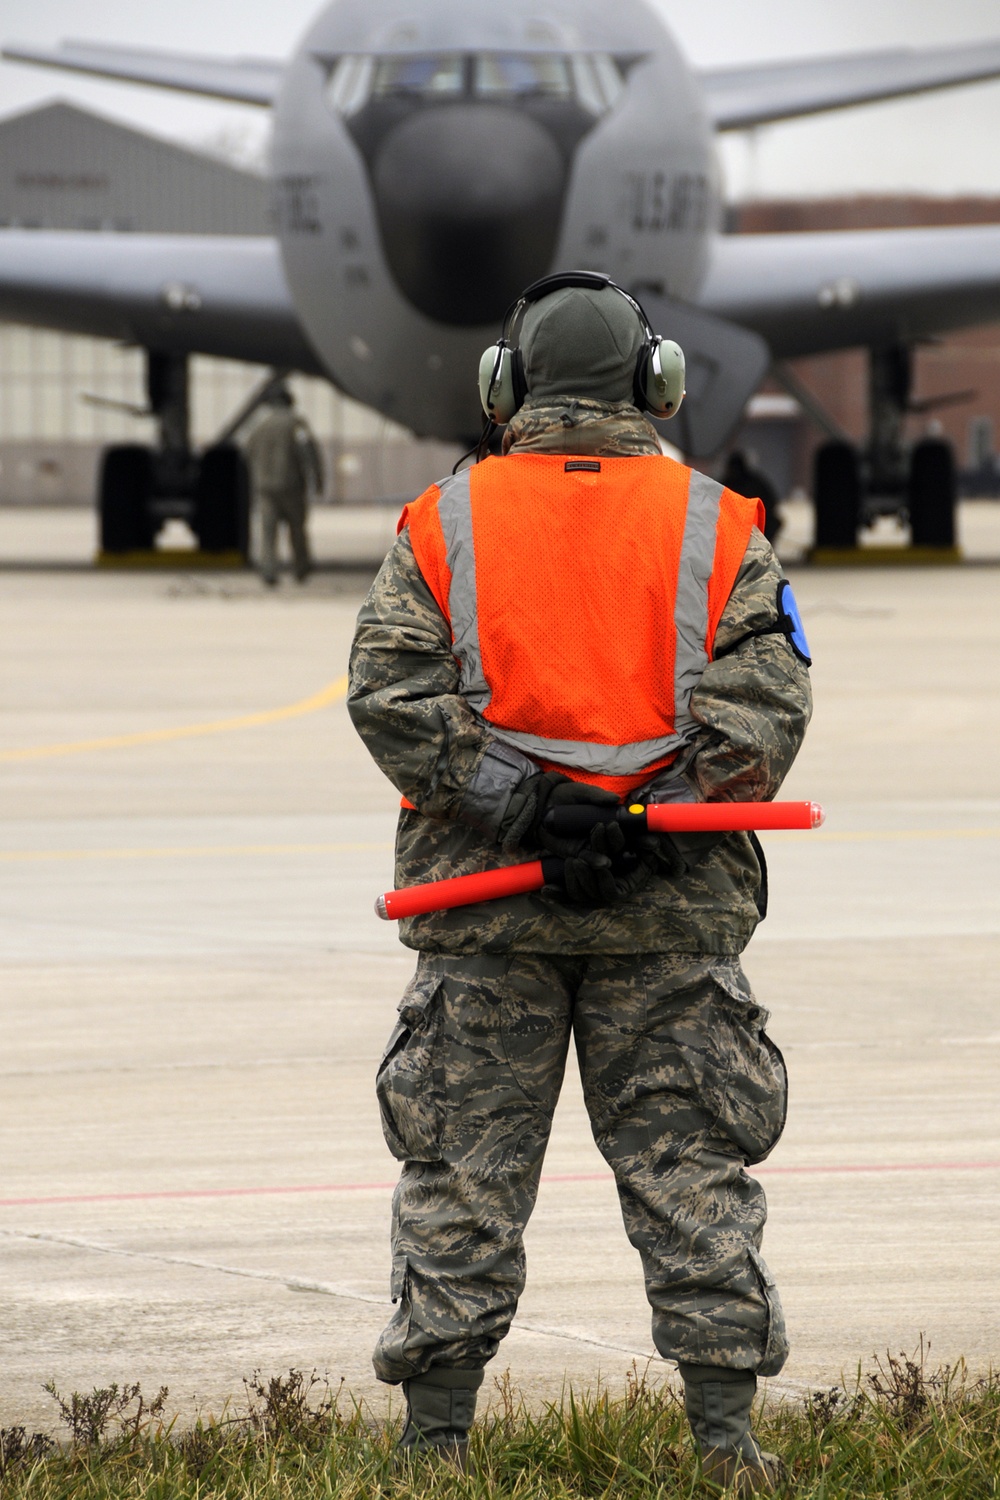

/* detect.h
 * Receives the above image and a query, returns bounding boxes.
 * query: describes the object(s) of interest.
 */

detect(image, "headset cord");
[452,417,496,474]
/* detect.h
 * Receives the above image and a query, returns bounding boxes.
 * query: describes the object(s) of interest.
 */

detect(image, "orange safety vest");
[400,453,764,796]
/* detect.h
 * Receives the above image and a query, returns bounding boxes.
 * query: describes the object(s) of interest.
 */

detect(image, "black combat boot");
[679,1363,783,1495]
[397,1366,484,1471]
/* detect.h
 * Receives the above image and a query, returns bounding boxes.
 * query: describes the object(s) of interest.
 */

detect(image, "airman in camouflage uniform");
[348,283,812,1487]
[244,385,323,586]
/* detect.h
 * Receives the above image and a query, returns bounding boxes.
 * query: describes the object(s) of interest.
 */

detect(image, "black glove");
[499,771,618,853]
[552,843,654,907]
[589,816,688,880]
[499,773,687,907]
[552,814,688,907]
[557,848,620,905]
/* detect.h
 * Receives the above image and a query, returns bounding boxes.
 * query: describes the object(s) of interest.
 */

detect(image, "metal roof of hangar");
[0,100,271,235]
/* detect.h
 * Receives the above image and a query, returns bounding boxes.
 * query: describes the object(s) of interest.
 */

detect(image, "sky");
[2,0,1000,199]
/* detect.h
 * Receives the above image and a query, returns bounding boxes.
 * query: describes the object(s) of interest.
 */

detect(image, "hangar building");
[0,99,271,234]
[0,101,457,506]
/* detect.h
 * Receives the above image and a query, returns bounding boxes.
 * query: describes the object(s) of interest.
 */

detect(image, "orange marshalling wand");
[376,800,824,921]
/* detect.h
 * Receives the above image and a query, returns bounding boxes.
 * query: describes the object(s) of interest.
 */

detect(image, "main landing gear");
[98,351,251,563]
[812,344,961,560]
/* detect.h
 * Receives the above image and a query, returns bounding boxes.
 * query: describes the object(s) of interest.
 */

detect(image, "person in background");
[722,449,781,545]
[244,385,324,585]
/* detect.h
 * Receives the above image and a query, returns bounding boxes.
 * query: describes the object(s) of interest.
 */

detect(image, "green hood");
[519,285,646,405]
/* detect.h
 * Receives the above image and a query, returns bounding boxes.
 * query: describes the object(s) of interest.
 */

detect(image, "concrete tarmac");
[1,504,999,1431]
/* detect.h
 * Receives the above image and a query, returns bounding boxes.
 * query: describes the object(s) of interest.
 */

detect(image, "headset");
[478,270,686,427]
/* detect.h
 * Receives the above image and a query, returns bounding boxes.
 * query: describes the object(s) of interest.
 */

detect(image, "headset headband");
[499,271,657,351]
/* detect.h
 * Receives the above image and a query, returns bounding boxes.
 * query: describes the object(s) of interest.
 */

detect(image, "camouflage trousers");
[373,952,789,1385]
[255,488,311,583]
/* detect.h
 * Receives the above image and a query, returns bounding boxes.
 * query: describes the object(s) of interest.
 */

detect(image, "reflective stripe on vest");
[402,455,762,782]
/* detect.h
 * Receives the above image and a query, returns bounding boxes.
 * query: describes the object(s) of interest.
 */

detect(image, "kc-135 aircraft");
[5,0,1000,554]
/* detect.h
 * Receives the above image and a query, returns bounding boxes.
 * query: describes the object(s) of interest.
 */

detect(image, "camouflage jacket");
[348,400,813,954]
[244,408,324,498]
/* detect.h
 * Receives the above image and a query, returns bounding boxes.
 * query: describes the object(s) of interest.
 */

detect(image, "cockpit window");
[576,55,627,114]
[326,55,374,116]
[325,51,626,119]
[372,54,465,99]
[474,54,572,100]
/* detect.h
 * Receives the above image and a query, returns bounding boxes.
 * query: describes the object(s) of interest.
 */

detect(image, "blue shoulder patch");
[777,580,812,666]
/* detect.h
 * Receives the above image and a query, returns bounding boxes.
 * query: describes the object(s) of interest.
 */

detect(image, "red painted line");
[539,1161,1000,1184]
[756,1160,1000,1177]
[0,1182,399,1209]
[1,1160,999,1211]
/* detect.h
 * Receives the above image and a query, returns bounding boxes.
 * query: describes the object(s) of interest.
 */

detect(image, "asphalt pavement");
[1,503,998,1431]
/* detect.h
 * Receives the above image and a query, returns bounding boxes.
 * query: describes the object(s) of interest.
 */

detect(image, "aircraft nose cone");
[371,106,566,326]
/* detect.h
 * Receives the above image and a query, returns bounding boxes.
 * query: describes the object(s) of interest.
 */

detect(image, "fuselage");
[273,0,720,440]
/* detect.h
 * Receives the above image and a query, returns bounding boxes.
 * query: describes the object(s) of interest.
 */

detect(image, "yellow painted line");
[0,674,349,763]
[1,831,997,866]
[2,825,997,866]
[809,545,962,567]
[0,841,392,865]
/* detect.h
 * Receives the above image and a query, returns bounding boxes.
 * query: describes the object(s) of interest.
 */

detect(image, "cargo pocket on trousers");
[710,962,788,1166]
[747,1245,789,1377]
[375,972,446,1162]
[755,1033,788,1163]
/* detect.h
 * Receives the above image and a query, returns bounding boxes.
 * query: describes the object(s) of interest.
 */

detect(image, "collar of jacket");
[501,396,662,457]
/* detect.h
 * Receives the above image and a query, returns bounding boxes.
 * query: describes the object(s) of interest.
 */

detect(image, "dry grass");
[1,1345,997,1497]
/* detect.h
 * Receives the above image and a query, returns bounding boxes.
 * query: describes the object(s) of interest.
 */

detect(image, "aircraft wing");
[9,34,1000,125]
[701,40,1000,130]
[0,231,323,372]
[0,40,282,106]
[699,223,1000,360]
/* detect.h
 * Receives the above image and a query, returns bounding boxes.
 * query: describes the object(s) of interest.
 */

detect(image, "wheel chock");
[808,545,962,566]
[95,549,249,569]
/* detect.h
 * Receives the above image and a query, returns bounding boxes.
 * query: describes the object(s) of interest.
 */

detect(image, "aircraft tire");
[99,445,156,553]
[194,444,250,556]
[908,438,956,548]
[813,441,861,549]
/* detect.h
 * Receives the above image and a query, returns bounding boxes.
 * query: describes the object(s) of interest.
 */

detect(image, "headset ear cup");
[478,344,519,425]
[643,337,686,420]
